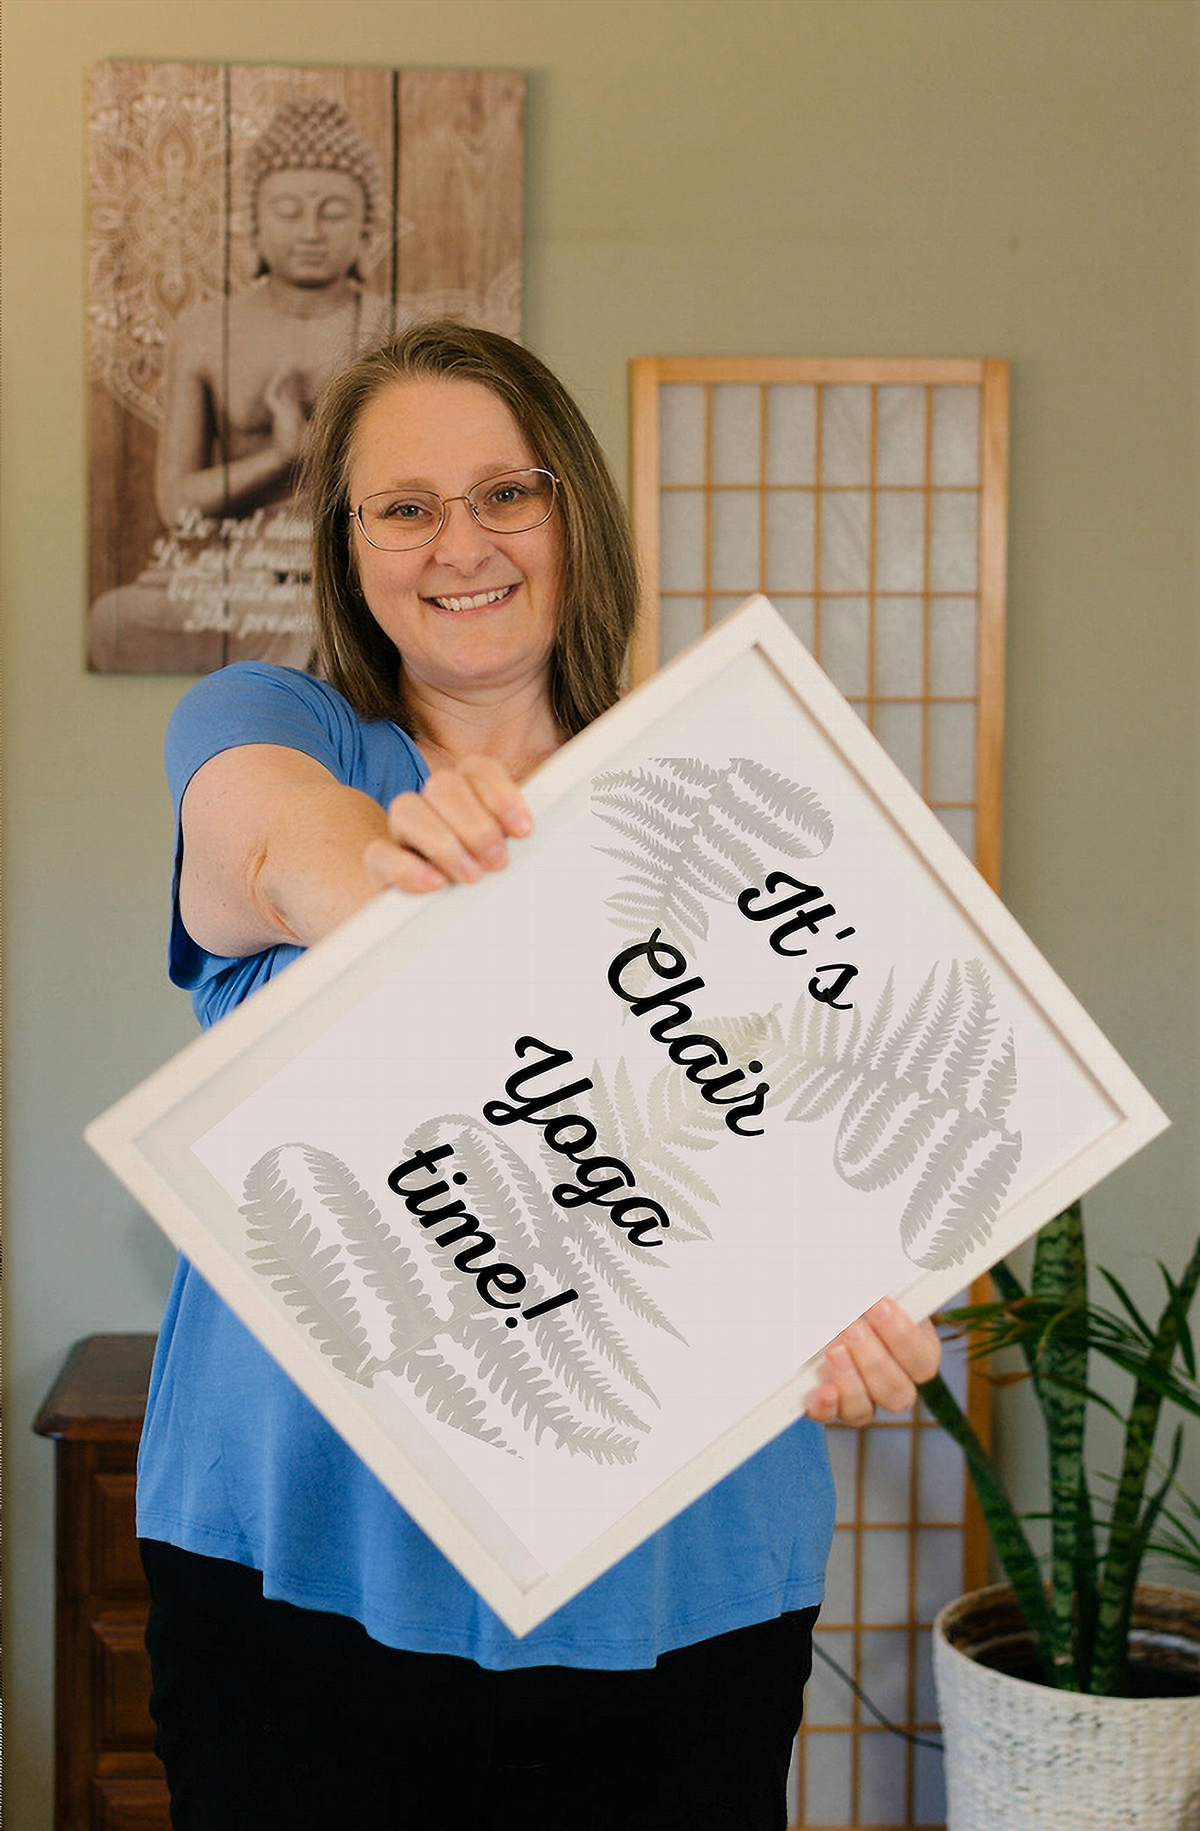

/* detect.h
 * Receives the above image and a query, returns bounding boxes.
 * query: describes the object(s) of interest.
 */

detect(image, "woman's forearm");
[179,747,391,958]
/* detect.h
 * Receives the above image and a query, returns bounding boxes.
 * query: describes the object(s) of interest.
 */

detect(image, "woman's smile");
[425,582,521,614]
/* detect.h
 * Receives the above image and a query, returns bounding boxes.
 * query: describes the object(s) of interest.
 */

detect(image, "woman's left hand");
[805,1298,941,1427]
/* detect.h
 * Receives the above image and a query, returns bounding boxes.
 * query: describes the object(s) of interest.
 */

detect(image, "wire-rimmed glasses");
[353,468,559,552]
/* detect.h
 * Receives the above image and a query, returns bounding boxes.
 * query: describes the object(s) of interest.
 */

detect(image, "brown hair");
[302,321,639,736]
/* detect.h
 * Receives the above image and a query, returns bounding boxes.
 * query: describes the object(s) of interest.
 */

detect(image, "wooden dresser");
[34,1334,171,1831]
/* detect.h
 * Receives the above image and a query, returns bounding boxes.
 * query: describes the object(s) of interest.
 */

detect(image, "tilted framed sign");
[86,597,1167,1635]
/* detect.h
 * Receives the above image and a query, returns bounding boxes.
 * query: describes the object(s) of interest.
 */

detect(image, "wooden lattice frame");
[630,357,1008,1829]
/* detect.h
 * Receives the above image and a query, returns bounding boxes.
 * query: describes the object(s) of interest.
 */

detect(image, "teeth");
[432,586,514,612]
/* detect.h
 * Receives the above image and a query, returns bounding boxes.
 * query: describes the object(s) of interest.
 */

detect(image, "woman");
[140,321,940,1830]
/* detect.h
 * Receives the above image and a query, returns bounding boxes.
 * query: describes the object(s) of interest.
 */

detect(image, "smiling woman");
[138,319,940,1831]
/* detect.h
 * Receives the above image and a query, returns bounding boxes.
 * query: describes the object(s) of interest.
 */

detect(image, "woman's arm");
[178,744,533,958]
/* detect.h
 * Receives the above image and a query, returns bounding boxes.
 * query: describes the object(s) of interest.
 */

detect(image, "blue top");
[138,662,835,1670]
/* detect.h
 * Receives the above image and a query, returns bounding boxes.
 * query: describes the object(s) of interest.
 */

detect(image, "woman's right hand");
[364,757,534,895]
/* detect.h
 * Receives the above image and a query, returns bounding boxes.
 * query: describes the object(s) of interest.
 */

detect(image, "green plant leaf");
[917,1367,1056,1680]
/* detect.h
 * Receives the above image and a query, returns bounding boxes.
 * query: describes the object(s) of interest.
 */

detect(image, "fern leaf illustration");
[719,1006,786,1064]
[439,1123,546,1256]
[605,880,710,944]
[453,1317,643,1462]
[773,960,1023,1268]
[595,807,688,866]
[596,843,681,879]
[635,756,725,790]
[727,759,836,850]
[781,1062,860,1123]
[906,960,965,1080]
[651,1061,725,1152]
[568,1059,721,1242]
[787,990,860,1064]
[592,768,708,822]
[871,969,939,1080]
[585,1057,625,1160]
[240,1145,379,1384]
[401,1128,658,1428]
[403,1346,510,1447]
[897,1111,995,1253]
[909,1132,1024,1270]
[836,1085,944,1183]
[397,1106,688,1454]
[937,959,998,1101]
[592,757,834,948]
[563,1220,687,1339]
[668,843,748,904]
[526,1305,654,1430]
[840,1096,944,1190]
[636,1139,719,1207]
[549,1251,659,1399]
[776,1001,862,1120]
[613,1058,646,1156]
[301,1144,444,1354]
[977,1029,1018,1127]
[855,970,898,1071]
[695,818,783,886]
[619,1165,709,1242]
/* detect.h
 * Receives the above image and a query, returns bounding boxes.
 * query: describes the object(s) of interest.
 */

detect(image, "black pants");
[142,1540,817,1831]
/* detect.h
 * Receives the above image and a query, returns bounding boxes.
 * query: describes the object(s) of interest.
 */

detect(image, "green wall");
[4,2,1196,1823]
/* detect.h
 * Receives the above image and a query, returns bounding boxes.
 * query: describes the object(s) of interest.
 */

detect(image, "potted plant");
[918,1199,1200,1828]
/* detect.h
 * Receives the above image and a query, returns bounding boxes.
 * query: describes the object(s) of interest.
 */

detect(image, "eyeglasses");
[353,469,559,552]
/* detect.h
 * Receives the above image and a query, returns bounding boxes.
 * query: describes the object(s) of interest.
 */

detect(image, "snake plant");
[918,1200,1200,1694]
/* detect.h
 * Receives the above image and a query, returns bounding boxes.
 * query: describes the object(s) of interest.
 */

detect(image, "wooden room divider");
[630,357,1009,1829]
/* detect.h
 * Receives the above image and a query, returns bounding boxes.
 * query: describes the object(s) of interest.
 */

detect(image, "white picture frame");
[86,596,1168,1635]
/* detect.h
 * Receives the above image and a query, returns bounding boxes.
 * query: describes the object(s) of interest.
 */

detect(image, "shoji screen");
[630,358,1008,1830]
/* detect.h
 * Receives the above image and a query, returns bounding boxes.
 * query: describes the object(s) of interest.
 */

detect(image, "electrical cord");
[810,1641,945,1752]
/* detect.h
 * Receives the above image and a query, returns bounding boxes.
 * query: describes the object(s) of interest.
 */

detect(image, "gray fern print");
[238,1065,719,1461]
[538,1054,727,1246]
[591,757,834,948]
[693,960,1024,1272]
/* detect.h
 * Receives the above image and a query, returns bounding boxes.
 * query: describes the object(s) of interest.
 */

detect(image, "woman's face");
[254,167,369,288]
[347,377,563,703]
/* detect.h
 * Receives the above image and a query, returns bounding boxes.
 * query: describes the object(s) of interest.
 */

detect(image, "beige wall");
[3,1,1196,1822]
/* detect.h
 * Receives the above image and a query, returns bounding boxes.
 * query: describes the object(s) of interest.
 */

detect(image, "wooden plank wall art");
[86,61,524,674]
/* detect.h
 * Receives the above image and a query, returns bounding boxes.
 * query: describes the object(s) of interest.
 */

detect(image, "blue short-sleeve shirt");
[138,662,835,1670]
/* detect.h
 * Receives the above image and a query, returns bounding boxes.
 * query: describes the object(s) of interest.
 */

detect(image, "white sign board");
[87,597,1168,1634]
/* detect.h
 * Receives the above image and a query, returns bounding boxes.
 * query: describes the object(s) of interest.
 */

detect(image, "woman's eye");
[483,482,528,508]
[372,496,436,524]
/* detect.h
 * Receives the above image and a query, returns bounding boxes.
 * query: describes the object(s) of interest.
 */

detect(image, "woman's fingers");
[865,1300,942,1385]
[807,1342,874,1428]
[365,757,533,895]
[805,1300,942,1428]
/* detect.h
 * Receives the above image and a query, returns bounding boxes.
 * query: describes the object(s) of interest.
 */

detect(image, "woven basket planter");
[933,1584,1200,1830]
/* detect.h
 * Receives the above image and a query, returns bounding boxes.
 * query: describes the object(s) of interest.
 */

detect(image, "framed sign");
[86,598,1167,1635]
